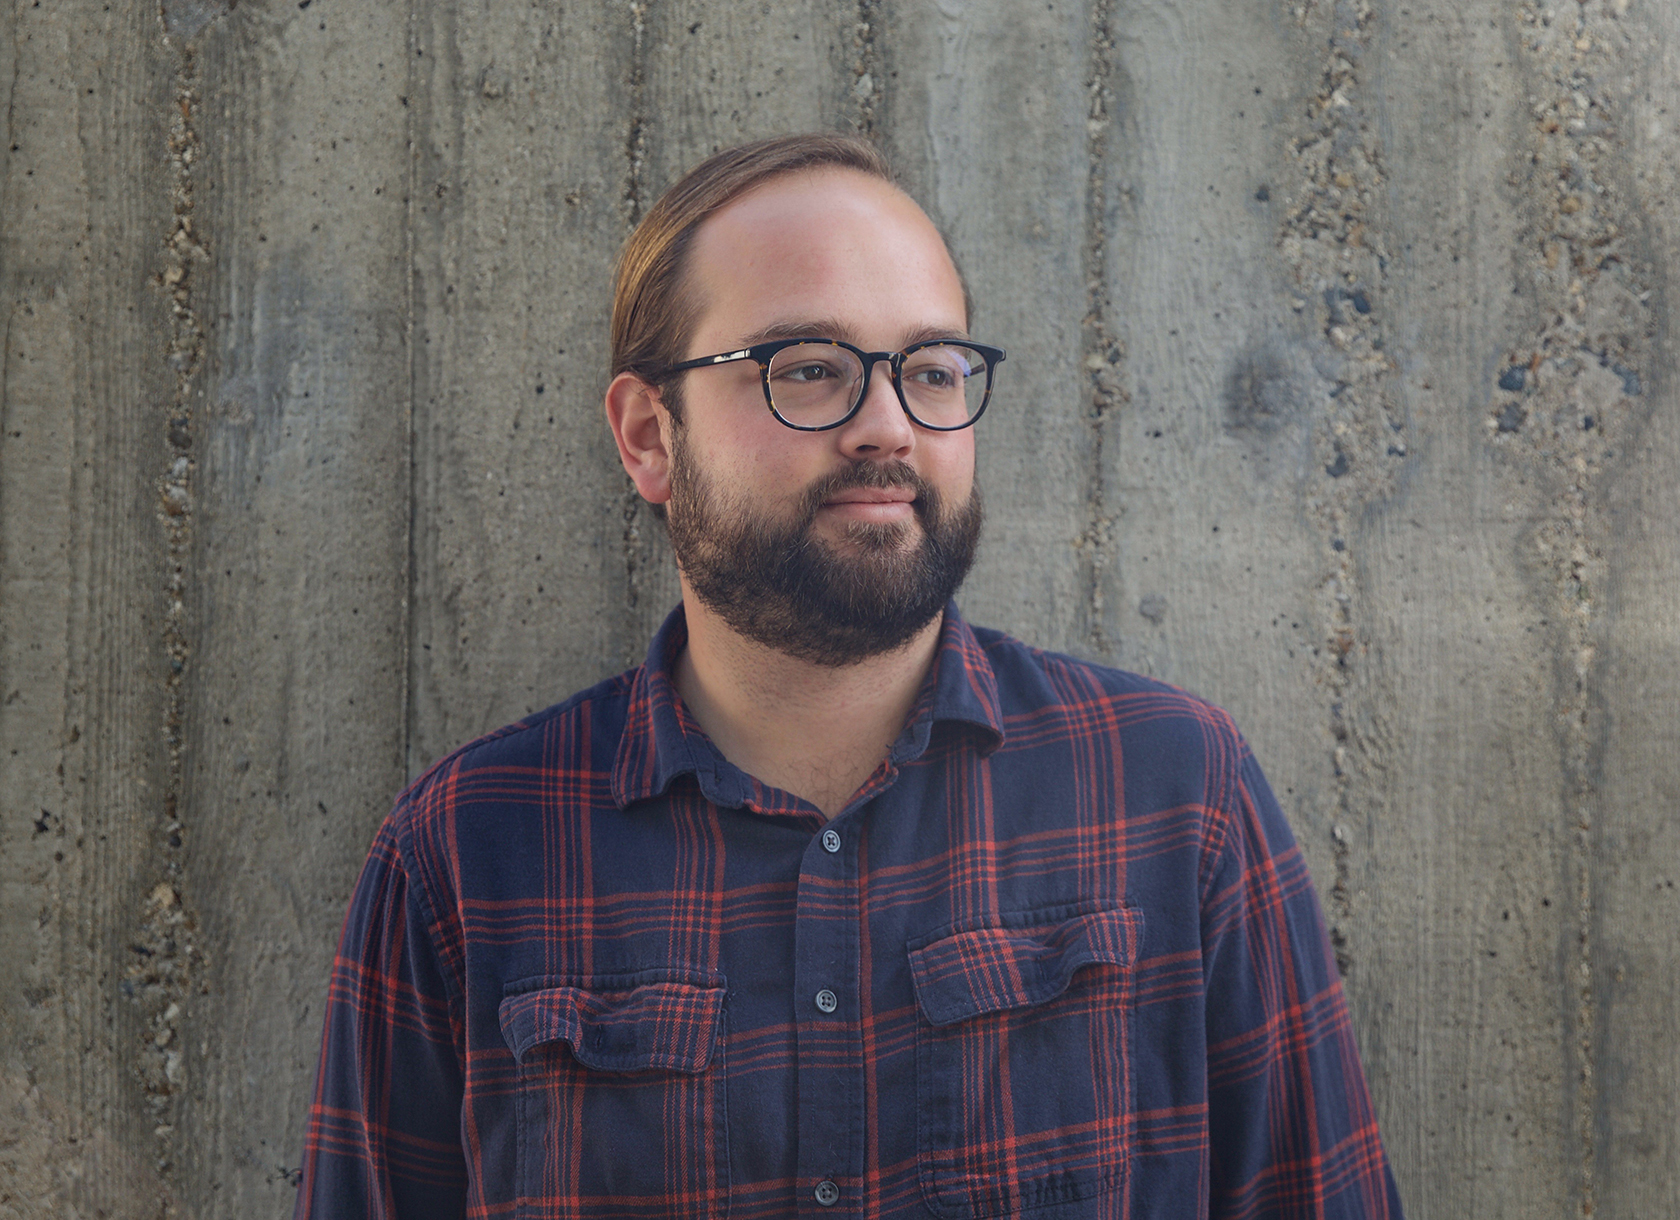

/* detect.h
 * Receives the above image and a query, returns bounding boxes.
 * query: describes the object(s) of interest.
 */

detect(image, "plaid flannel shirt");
[296,603,1403,1219]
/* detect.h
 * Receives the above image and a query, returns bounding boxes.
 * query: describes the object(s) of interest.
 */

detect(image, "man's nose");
[836,358,915,458]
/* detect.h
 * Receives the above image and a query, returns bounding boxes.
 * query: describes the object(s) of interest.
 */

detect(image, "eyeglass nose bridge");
[844,345,991,433]
[848,348,913,422]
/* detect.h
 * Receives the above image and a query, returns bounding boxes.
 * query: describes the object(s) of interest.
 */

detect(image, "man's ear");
[604,372,673,506]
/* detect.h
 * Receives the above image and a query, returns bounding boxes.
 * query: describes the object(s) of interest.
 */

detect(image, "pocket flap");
[498,975,726,1072]
[907,905,1141,1027]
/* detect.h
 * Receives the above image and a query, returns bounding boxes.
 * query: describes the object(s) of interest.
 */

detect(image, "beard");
[663,434,983,667]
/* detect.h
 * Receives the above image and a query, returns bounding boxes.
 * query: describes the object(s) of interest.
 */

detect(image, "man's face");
[660,168,982,665]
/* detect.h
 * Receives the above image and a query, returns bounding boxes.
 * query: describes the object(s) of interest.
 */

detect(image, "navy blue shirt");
[297,603,1403,1218]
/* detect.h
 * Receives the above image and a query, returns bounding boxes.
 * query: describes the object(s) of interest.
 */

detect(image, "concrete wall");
[2,0,1674,1215]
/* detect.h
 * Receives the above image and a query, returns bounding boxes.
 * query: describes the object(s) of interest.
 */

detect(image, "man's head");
[604,134,987,666]
[610,133,973,413]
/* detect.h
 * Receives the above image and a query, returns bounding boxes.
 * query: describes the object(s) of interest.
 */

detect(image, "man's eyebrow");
[736,320,972,349]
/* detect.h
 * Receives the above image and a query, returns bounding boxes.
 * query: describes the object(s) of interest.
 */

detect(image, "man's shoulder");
[387,665,641,828]
[957,622,1258,846]
[966,622,1241,739]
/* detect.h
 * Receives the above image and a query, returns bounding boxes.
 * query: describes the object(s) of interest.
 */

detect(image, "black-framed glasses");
[654,337,1006,432]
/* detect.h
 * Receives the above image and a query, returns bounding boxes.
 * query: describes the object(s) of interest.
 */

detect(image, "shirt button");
[814,989,838,1014]
[821,828,841,853]
[814,1179,840,1207]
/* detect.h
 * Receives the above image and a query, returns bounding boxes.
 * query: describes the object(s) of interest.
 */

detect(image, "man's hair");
[610,133,917,419]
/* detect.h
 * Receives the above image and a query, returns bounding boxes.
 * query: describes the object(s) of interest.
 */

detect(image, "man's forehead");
[734,318,972,348]
[694,168,949,270]
[684,167,968,346]
[710,164,927,227]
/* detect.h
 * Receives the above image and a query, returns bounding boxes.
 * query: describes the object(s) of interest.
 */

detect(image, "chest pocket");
[908,904,1142,1220]
[499,972,729,1218]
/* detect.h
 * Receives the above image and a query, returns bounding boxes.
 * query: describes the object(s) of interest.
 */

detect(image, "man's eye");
[905,358,967,390]
[781,362,841,383]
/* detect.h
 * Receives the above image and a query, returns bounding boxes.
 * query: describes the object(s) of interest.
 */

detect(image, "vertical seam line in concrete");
[1275,0,1400,980]
[1493,5,1657,1209]
[142,10,214,1198]
[622,0,648,228]
[617,0,651,655]
[1079,0,1121,659]
[852,0,881,135]
[0,308,12,499]
[0,0,21,632]
[2,17,20,285]
[403,0,419,778]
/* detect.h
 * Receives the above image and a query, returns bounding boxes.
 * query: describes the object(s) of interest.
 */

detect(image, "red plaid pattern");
[295,604,1403,1220]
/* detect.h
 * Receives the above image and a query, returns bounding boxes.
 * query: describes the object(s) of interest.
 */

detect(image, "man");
[296,133,1404,1219]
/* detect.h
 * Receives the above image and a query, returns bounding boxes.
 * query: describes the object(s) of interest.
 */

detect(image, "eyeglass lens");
[765,343,991,428]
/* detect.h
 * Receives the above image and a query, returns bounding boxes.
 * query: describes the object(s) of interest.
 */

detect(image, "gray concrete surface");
[2,0,1675,1216]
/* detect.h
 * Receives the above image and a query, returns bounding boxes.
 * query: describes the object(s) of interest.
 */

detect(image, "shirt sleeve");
[1200,742,1406,1219]
[294,813,469,1220]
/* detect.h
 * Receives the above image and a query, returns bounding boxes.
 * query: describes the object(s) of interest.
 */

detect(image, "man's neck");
[672,589,943,820]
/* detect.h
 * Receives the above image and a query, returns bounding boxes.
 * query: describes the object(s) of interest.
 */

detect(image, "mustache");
[797,460,934,517]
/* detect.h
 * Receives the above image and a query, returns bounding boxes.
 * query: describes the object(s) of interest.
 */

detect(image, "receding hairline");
[671,166,969,357]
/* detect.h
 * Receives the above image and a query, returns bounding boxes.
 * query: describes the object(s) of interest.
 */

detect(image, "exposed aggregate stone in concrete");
[1078,0,1124,660]
[1491,1,1656,1209]
[1276,0,1400,976]
[617,0,659,656]
[134,20,211,1205]
[852,0,884,134]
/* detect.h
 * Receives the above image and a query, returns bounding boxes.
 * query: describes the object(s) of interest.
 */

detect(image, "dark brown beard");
[664,438,982,667]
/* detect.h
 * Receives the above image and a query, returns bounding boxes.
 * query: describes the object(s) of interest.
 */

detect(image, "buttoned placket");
[793,805,867,1217]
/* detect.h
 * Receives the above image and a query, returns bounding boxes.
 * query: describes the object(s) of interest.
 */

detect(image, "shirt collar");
[611,601,1004,812]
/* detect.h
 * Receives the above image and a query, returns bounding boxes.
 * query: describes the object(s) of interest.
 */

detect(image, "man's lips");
[818,486,921,527]
[822,488,918,506]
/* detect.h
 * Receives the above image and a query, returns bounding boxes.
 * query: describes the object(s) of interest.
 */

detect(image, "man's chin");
[822,515,920,554]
